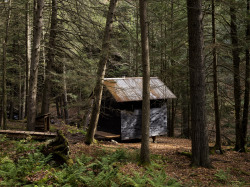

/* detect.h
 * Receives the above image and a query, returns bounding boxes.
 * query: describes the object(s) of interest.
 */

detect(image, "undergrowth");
[0,137,181,186]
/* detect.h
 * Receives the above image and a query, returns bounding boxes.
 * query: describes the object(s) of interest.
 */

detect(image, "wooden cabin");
[97,77,176,140]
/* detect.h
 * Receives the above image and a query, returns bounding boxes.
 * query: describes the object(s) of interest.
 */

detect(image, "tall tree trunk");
[25,1,31,118]
[60,96,64,118]
[19,60,22,120]
[56,96,61,118]
[1,0,12,129]
[62,63,69,124]
[241,0,250,152]
[181,51,190,138]
[139,0,150,165]
[9,92,14,120]
[41,0,57,115]
[181,98,189,138]
[230,3,242,152]
[169,0,175,138]
[160,14,164,80]
[212,0,222,153]
[42,30,46,84]
[187,0,211,167]
[22,78,26,119]
[135,0,139,77]
[27,0,44,131]
[85,0,118,145]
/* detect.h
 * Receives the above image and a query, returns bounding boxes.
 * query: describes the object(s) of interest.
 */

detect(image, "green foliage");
[0,138,180,186]
[67,126,86,135]
[215,169,230,183]
[49,149,129,186]
[0,135,7,143]
[0,150,52,186]
[48,150,181,187]
[14,139,36,153]
[214,169,248,186]
[119,165,181,187]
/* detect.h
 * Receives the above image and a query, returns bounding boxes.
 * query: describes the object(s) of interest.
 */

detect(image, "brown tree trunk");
[139,0,150,165]
[241,0,250,152]
[22,76,26,120]
[135,0,139,77]
[41,0,57,115]
[212,0,222,153]
[27,0,44,131]
[85,0,118,145]
[230,3,242,152]
[187,0,211,167]
[169,0,175,138]
[60,96,64,118]
[56,96,61,118]
[1,0,12,129]
[9,93,14,120]
[181,53,190,138]
[62,63,69,124]
[25,1,31,118]
[19,60,22,120]
[181,99,189,138]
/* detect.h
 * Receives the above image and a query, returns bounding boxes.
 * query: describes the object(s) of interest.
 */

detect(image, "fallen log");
[42,130,73,165]
[0,130,57,140]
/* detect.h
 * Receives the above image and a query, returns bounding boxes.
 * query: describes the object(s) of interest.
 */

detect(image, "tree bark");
[9,94,14,120]
[60,96,64,119]
[25,1,31,118]
[241,0,250,152]
[56,96,61,118]
[139,0,150,165]
[27,0,44,131]
[62,63,69,124]
[181,98,190,138]
[230,3,242,152]
[187,0,211,167]
[181,52,190,138]
[22,79,26,120]
[169,0,175,138]
[1,0,12,129]
[85,0,118,145]
[212,0,222,153]
[135,0,139,77]
[41,0,57,115]
[19,59,22,120]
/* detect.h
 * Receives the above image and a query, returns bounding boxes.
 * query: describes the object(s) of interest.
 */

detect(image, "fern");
[117,164,181,187]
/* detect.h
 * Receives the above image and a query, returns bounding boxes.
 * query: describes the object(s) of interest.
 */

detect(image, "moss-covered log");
[42,130,73,165]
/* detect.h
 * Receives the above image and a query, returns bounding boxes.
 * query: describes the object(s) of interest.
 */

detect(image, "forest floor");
[56,122,250,186]
[1,120,249,186]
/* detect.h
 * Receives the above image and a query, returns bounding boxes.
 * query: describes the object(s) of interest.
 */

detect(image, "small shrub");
[119,167,181,187]
[0,145,52,186]
[0,135,7,143]
[215,169,230,183]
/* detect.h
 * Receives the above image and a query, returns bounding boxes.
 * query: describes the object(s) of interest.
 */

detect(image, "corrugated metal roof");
[103,77,176,102]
